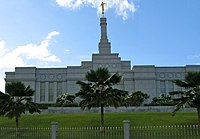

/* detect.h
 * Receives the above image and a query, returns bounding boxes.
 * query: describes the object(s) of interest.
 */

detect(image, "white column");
[156,81,160,97]
[54,82,57,102]
[45,82,49,102]
[165,80,169,95]
[62,82,66,94]
[36,82,40,103]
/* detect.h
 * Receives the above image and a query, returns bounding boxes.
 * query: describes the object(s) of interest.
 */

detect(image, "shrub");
[125,91,149,106]
[149,94,177,106]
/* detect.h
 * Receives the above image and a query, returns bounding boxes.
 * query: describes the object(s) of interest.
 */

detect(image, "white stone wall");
[5,64,200,103]
[4,16,200,103]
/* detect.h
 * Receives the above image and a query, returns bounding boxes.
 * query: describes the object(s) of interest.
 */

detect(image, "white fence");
[131,125,200,139]
[0,121,200,139]
[0,127,51,139]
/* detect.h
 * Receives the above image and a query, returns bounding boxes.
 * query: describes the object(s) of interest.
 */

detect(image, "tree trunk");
[100,104,104,132]
[197,107,200,125]
[16,117,20,136]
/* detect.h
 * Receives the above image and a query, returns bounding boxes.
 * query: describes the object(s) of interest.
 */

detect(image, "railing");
[58,127,123,139]
[0,127,51,139]
[0,121,200,139]
[131,125,200,139]
[0,126,123,139]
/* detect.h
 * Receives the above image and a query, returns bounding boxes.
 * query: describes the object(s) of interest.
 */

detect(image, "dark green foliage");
[170,72,200,125]
[76,68,128,129]
[56,93,76,106]
[185,72,200,86]
[76,68,128,109]
[150,94,175,106]
[125,91,149,106]
[0,82,40,130]
[5,82,34,97]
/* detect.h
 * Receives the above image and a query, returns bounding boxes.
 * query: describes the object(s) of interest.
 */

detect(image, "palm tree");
[76,68,128,131]
[170,72,200,125]
[0,82,40,135]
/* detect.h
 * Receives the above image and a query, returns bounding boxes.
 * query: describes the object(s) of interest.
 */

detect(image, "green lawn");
[0,112,198,128]
[0,112,199,139]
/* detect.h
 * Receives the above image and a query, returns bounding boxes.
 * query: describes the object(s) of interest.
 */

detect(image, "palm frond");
[169,91,184,95]
[24,85,35,96]
[0,92,10,104]
[172,98,189,116]
[109,72,122,85]
[186,72,200,86]
[85,69,98,82]
[173,80,191,88]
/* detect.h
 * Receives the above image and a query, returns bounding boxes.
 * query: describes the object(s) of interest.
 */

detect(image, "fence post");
[123,120,130,139]
[51,122,58,139]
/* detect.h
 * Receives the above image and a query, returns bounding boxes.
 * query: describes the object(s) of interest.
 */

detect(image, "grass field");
[0,112,199,139]
[0,112,198,128]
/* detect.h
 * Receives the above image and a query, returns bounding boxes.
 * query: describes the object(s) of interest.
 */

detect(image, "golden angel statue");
[100,2,106,15]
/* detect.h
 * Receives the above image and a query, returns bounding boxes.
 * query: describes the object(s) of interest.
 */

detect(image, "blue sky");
[0,0,200,92]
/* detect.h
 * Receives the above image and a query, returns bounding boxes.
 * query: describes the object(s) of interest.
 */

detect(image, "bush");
[60,103,79,107]
[125,91,149,106]
[56,93,76,106]
[38,103,57,109]
[148,94,177,106]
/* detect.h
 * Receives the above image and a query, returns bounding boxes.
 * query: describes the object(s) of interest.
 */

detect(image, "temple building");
[4,15,200,103]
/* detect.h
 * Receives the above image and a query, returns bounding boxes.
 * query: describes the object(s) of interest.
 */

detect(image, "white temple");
[5,15,200,103]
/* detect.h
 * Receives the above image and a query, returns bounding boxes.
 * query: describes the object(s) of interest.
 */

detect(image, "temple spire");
[98,3,111,54]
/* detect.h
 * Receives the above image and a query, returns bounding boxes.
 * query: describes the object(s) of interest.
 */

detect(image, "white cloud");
[65,49,70,53]
[187,54,200,60]
[0,41,27,68]
[0,40,8,57]
[80,55,91,60]
[0,31,61,69]
[0,77,5,92]
[0,31,61,92]
[55,0,136,20]
[46,31,60,40]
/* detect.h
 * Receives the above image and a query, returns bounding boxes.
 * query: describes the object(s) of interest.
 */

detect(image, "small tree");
[0,82,40,135]
[76,68,128,131]
[151,94,174,106]
[56,93,75,106]
[125,91,149,106]
[170,72,200,125]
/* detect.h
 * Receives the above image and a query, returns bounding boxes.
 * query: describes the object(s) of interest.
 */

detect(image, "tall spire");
[98,3,111,54]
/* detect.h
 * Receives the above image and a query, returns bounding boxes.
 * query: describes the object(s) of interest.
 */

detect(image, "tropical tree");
[0,82,40,135]
[125,91,149,106]
[169,72,200,125]
[76,68,128,131]
[56,93,75,106]
[151,94,174,106]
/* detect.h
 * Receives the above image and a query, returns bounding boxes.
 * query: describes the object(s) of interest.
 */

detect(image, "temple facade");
[5,16,200,103]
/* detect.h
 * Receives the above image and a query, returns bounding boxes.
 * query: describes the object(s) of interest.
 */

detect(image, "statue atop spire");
[100,2,106,16]
[98,5,111,54]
